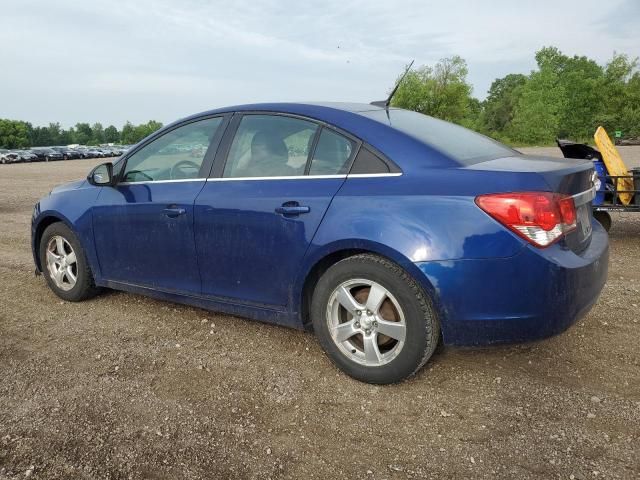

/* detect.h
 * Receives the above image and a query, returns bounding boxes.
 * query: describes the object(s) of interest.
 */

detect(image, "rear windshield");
[365,109,516,165]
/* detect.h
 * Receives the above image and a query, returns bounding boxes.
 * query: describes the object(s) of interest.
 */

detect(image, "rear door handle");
[275,204,310,216]
[163,207,186,218]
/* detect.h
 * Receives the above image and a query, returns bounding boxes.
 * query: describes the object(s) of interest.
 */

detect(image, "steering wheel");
[170,160,201,179]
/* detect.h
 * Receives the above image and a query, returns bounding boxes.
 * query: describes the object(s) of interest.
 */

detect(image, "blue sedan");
[31,103,609,384]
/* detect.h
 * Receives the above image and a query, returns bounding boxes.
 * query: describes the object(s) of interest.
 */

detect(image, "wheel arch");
[33,213,75,271]
[296,241,442,331]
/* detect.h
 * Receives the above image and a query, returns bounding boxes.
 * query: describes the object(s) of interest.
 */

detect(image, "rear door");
[194,113,358,307]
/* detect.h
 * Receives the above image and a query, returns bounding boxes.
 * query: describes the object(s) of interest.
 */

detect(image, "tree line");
[0,120,163,149]
[391,46,639,145]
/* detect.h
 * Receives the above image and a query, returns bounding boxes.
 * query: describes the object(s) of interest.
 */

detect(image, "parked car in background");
[0,150,34,164]
[73,148,90,159]
[31,102,609,384]
[1,150,20,164]
[52,147,83,160]
[31,148,64,162]
[96,148,113,157]
[88,148,105,158]
[16,150,38,162]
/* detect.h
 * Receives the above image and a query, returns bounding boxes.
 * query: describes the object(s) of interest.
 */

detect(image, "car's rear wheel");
[311,254,440,384]
[39,223,100,302]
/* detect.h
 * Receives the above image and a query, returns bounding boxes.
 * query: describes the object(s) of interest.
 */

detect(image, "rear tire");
[311,254,440,384]
[594,211,612,232]
[39,223,100,302]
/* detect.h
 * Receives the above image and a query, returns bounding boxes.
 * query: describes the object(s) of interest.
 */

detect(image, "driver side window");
[122,117,223,182]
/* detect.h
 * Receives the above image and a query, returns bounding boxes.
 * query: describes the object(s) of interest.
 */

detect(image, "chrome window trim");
[204,172,403,182]
[207,175,347,182]
[117,172,405,184]
[347,173,403,178]
[119,178,207,185]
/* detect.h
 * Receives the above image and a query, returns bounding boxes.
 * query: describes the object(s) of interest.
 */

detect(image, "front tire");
[311,254,440,384]
[39,223,100,302]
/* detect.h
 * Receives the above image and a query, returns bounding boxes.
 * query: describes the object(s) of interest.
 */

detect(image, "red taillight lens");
[475,192,577,247]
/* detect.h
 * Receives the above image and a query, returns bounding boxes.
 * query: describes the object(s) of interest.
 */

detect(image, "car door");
[92,115,228,293]
[194,113,358,308]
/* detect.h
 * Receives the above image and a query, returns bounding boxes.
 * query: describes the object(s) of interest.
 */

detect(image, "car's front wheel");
[39,222,100,302]
[311,254,440,384]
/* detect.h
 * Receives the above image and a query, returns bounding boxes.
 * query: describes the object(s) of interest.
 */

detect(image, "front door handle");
[163,206,186,218]
[275,203,310,216]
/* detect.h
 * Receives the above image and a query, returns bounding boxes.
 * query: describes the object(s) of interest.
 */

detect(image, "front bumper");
[416,221,609,346]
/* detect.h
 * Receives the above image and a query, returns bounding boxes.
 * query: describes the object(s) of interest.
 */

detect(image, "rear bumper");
[416,221,609,346]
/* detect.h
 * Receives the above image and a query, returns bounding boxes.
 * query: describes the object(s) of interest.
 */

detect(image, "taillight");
[475,192,577,247]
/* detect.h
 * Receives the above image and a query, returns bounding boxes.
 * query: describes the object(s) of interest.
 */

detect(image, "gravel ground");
[1,148,639,479]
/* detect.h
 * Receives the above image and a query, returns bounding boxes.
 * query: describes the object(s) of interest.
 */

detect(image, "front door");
[92,116,226,293]
[195,113,357,307]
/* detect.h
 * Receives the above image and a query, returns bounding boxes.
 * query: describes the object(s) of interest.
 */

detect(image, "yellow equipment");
[594,126,634,205]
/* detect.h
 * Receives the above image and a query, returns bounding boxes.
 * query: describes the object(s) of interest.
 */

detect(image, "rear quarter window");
[350,147,391,174]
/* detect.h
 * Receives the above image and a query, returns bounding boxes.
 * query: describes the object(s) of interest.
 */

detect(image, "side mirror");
[87,162,114,186]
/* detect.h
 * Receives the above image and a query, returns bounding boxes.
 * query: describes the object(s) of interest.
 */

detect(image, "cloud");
[0,0,638,126]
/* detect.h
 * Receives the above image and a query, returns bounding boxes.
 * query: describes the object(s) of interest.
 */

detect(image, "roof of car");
[217,102,390,113]
[184,102,398,122]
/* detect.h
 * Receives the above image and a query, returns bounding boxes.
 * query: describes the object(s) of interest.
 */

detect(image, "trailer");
[557,138,640,232]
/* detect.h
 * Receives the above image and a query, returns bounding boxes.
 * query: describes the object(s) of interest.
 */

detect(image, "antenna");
[371,60,414,109]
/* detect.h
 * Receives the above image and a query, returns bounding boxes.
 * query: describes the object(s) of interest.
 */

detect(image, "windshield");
[365,109,516,165]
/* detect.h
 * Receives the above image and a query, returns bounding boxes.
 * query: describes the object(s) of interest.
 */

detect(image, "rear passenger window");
[349,147,391,174]
[223,115,318,178]
[308,129,354,175]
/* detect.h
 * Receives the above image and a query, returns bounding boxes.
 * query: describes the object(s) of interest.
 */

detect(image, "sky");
[1,0,639,127]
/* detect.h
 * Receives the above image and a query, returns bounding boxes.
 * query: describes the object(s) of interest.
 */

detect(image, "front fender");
[31,185,102,277]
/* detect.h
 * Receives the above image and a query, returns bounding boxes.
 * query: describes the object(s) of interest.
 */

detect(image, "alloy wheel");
[326,278,406,367]
[45,235,78,291]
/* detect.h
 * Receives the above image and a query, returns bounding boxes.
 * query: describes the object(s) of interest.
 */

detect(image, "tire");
[311,254,440,384]
[594,211,612,232]
[39,222,100,302]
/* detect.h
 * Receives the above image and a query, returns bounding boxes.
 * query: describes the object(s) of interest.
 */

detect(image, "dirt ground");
[1,147,639,480]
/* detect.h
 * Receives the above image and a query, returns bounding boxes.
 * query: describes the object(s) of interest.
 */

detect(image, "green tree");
[120,121,136,144]
[29,126,52,147]
[91,123,105,144]
[104,125,120,143]
[595,53,639,137]
[391,56,473,124]
[0,119,31,148]
[74,123,93,145]
[508,47,567,144]
[481,74,527,133]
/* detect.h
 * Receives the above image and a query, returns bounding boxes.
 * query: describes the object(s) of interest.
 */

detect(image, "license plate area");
[577,204,592,238]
